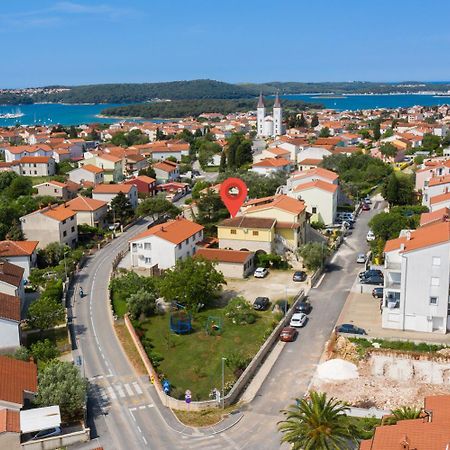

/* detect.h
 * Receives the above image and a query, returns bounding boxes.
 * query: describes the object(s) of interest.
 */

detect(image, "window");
[63,230,67,237]
[34,170,37,175]
[430,296,438,305]
[252,230,259,236]
[177,243,182,249]
[230,229,237,235]
[144,243,151,250]
[62,220,66,225]
[144,257,151,264]
[54,188,58,193]
[71,226,75,232]
[431,277,440,287]
[432,257,441,266]
[312,207,317,214]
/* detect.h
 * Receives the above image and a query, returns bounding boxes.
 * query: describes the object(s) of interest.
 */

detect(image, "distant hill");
[100,98,322,119]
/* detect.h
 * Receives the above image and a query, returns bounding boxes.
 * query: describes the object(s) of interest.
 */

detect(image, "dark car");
[361,203,370,211]
[253,297,270,311]
[359,269,383,279]
[335,323,367,335]
[372,287,384,299]
[280,326,298,342]
[293,271,307,282]
[360,275,384,286]
[295,300,312,314]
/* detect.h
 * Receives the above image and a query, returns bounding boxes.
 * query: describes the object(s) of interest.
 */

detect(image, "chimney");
[400,435,410,450]
[406,231,411,240]
[400,243,405,251]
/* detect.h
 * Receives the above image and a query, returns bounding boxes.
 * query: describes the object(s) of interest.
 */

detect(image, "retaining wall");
[21,428,90,450]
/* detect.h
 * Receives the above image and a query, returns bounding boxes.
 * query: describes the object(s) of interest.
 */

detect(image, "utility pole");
[221,357,226,409]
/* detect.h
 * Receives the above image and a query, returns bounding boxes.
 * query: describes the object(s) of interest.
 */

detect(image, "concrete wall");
[219,238,272,253]
[36,184,69,200]
[0,318,20,350]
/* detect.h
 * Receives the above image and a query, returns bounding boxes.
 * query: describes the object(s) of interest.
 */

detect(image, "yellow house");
[242,195,307,251]
[217,216,276,253]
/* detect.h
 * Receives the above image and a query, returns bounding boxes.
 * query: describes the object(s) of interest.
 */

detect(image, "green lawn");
[136,307,276,401]
[111,291,128,317]
[26,175,62,186]
[26,327,71,353]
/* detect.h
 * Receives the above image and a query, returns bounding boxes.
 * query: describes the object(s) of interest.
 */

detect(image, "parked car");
[290,312,307,328]
[254,267,269,278]
[372,287,384,299]
[32,427,62,440]
[361,203,370,211]
[295,300,312,314]
[292,271,307,282]
[359,269,383,279]
[342,220,354,229]
[335,323,367,335]
[360,275,384,286]
[364,197,372,204]
[253,297,270,311]
[366,230,375,241]
[279,326,298,342]
[356,253,367,264]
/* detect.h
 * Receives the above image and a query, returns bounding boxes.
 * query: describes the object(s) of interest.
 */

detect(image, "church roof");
[257,92,265,108]
[274,92,281,108]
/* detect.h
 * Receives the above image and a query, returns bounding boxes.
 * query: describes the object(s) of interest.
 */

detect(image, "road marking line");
[132,382,143,394]
[313,273,325,288]
[142,436,147,445]
[106,386,116,400]
[106,374,114,378]
[129,407,137,412]
[124,383,134,396]
[129,411,136,422]
[115,384,126,398]
[139,405,146,410]
[136,426,142,433]
[147,404,154,408]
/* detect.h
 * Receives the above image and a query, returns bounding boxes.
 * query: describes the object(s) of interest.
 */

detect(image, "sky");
[2,0,450,87]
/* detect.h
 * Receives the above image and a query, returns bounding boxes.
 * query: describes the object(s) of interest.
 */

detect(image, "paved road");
[70,197,383,449]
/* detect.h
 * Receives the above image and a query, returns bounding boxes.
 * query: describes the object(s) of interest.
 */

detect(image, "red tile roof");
[196,248,253,263]
[0,355,37,405]
[0,409,20,433]
[0,240,38,257]
[93,183,133,194]
[67,196,107,212]
[219,216,276,229]
[292,167,338,182]
[298,158,322,165]
[252,157,291,168]
[41,204,76,222]
[428,174,450,187]
[384,221,450,253]
[81,164,104,174]
[19,156,52,164]
[153,160,178,173]
[130,218,203,245]
[245,195,306,215]
[420,207,450,227]
[0,293,20,321]
[430,191,450,205]
[293,179,338,193]
[0,261,24,288]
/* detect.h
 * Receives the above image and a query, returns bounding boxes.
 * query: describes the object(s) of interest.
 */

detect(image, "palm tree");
[278,391,358,450]
[382,406,422,425]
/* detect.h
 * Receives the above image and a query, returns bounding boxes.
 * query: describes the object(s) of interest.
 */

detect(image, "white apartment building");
[382,221,450,334]
[129,218,204,270]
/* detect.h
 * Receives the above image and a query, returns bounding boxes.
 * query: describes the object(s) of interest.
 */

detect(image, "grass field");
[26,327,71,353]
[111,291,128,317]
[137,307,276,401]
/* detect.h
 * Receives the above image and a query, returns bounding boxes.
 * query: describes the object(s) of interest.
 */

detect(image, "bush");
[297,242,329,271]
[224,296,256,325]
[256,253,289,270]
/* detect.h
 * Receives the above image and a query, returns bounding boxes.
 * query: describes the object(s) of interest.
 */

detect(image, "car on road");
[356,253,367,264]
[360,275,384,286]
[253,296,270,311]
[32,427,62,440]
[366,230,375,241]
[290,312,307,328]
[342,220,354,229]
[372,287,384,299]
[335,323,367,335]
[364,197,372,204]
[254,267,269,278]
[295,300,312,314]
[279,326,298,342]
[359,269,383,279]
[292,271,307,282]
[361,203,371,211]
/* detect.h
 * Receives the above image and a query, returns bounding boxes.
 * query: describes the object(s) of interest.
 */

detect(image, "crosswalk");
[90,378,147,405]
[180,434,237,450]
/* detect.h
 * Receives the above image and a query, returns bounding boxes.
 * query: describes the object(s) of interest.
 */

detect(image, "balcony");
[385,261,401,271]
[385,279,401,289]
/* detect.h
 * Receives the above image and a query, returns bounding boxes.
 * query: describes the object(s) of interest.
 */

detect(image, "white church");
[256,92,284,138]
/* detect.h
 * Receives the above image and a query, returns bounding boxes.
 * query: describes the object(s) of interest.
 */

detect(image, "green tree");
[30,339,60,362]
[368,212,410,241]
[109,271,158,307]
[278,391,358,450]
[219,151,227,172]
[13,346,31,361]
[126,288,158,320]
[391,406,422,422]
[372,121,381,141]
[35,360,88,422]
[298,242,329,271]
[68,125,78,139]
[159,257,225,312]
[38,243,69,267]
[138,165,156,179]
[191,180,211,200]
[235,139,253,167]
[382,173,414,206]
[196,190,229,228]
[310,114,319,128]
[27,297,65,331]
[136,196,180,221]
[298,113,307,128]
[0,171,18,190]
[110,192,134,221]
[319,127,331,138]
[5,177,33,198]
[224,296,256,325]
[379,143,397,158]
[422,133,441,152]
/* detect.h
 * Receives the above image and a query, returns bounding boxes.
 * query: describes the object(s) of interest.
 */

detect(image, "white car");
[290,312,307,328]
[254,267,269,278]
[366,230,375,241]
[356,253,367,264]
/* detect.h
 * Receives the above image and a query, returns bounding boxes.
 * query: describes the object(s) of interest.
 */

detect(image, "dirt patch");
[173,405,238,427]
[114,322,146,375]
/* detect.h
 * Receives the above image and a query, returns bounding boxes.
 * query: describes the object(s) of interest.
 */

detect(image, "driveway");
[224,270,307,303]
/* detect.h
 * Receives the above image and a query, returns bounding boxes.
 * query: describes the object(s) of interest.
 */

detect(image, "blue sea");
[1,94,450,126]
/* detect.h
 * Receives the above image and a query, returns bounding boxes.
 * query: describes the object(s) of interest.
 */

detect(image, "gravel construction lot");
[223,269,307,303]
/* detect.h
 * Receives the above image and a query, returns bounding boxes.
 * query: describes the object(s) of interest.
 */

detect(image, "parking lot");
[223,269,307,304]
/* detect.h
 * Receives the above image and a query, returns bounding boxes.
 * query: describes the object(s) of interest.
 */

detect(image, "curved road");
[71,199,382,449]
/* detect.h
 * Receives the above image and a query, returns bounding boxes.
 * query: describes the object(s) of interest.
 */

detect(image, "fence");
[21,427,90,450]
[124,289,306,411]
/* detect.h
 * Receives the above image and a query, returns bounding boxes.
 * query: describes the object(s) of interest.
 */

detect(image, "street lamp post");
[63,250,69,281]
[221,357,226,409]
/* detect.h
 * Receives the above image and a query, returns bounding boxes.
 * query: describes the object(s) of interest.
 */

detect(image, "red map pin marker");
[220,177,248,218]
